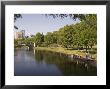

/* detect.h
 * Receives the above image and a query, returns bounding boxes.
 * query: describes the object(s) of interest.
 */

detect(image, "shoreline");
[35,47,97,67]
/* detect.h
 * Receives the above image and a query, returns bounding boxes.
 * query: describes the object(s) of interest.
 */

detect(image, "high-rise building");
[14,30,25,39]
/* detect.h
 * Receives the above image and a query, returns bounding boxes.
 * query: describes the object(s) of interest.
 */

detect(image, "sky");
[14,14,80,36]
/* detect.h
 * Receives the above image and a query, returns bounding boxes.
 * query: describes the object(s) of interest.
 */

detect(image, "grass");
[35,47,97,60]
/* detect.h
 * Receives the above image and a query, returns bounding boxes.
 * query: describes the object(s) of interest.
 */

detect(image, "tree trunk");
[87,46,89,49]
[90,45,92,50]
[34,42,36,47]
[86,45,87,53]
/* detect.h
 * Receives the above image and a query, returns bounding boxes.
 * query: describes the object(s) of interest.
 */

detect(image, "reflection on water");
[14,49,97,76]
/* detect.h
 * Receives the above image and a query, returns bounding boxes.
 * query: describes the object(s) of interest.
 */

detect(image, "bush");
[49,43,59,47]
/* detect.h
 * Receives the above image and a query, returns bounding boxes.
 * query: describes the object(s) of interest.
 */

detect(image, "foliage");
[14,14,22,29]
[34,33,44,46]
[14,14,22,22]
[14,14,97,53]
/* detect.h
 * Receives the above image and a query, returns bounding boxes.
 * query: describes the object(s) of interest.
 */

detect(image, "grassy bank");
[35,47,96,60]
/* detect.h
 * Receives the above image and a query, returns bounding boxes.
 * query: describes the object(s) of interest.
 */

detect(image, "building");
[21,30,25,38]
[14,30,25,39]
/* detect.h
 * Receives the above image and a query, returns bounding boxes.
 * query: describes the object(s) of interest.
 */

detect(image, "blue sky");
[14,14,80,36]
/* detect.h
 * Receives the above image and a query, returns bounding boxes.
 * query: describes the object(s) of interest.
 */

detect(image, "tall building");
[21,30,25,38]
[14,30,25,39]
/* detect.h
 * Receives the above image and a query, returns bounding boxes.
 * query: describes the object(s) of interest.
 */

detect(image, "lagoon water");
[14,49,97,76]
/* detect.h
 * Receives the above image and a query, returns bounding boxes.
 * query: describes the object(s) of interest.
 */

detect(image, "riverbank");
[35,47,97,60]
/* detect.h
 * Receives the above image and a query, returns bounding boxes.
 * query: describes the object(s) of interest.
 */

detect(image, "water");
[14,49,97,76]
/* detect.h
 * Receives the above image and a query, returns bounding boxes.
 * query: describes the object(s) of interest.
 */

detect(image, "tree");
[52,31,58,44]
[44,32,54,46]
[34,32,44,47]
[58,25,74,48]
[46,14,87,21]
[84,14,97,29]
[14,14,22,22]
[41,33,44,43]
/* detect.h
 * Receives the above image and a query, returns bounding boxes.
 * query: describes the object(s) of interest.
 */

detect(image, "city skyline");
[14,14,80,36]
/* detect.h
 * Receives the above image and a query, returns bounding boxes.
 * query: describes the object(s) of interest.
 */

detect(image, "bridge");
[19,42,36,50]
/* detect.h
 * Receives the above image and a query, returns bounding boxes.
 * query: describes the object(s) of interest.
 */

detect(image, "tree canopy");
[14,14,97,53]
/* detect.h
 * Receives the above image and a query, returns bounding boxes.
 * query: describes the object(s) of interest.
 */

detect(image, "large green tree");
[34,32,44,47]
[58,25,74,48]
[44,32,54,46]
